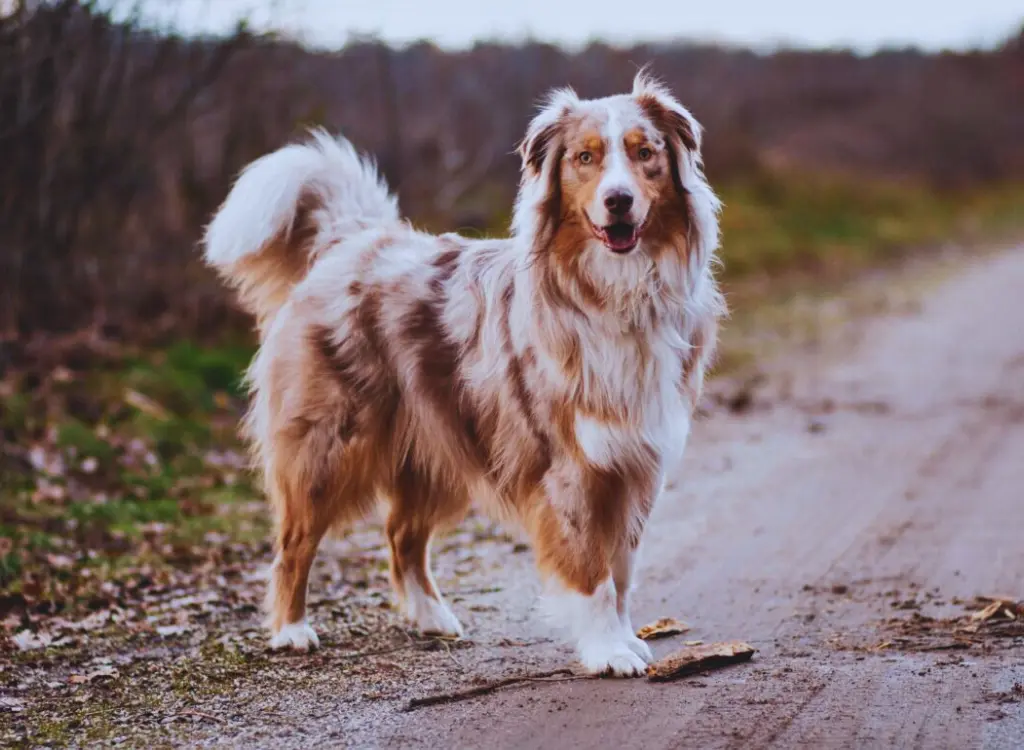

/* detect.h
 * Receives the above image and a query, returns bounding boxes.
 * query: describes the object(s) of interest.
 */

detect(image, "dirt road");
[335,247,1024,749]
[8,248,1024,748]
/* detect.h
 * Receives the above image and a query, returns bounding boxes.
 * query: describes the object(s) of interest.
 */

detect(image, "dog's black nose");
[603,190,634,216]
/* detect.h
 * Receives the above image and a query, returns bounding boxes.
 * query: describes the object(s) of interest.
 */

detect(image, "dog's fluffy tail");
[203,129,399,330]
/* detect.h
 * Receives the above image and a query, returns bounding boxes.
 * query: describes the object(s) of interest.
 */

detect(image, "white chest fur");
[573,400,691,471]
[571,325,693,473]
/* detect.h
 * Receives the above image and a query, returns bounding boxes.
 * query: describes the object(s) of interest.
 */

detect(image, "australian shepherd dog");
[203,72,724,676]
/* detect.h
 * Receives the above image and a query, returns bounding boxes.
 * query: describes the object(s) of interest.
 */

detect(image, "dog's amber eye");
[579,151,593,165]
[638,146,654,162]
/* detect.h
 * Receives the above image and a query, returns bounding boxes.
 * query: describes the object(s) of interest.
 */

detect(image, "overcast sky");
[145,0,1022,51]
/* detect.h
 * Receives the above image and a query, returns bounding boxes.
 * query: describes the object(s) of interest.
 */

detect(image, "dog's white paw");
[624,632,654,663]
[409,597,464,638]
[401,578,464,637]
[269,620,320,652]
[579,636,649,677]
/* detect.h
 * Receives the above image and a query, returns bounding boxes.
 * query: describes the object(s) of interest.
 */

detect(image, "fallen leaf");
[78,609,114,631]
[636,617,691,641]
[156,624,191,637]
[647,641,756,682]
[969,596,1023,621]
[12,630,53,651]
[0,696,25,712]
[976,595,1020,605]
[45,553,75,570]
[968,598,1022,624]
[28,445,65,476]
[69,666,118,685]
[972,601,1004,622]
[124,389,170,420]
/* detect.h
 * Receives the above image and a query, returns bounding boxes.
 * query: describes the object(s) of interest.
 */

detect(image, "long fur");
[203,72,725,675]
[204,131,399,334]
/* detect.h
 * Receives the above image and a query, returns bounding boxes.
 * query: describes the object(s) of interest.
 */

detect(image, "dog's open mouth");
[590,218,643,254]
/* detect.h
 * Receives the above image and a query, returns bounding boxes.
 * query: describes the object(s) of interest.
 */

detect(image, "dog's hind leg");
[264,412,376,652]
[266,495,329,652]
[385,462,469,637]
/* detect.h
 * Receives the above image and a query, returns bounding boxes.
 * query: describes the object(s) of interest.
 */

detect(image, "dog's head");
[513,72,719,304]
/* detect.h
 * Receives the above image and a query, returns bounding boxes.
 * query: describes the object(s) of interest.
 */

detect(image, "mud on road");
[4,247,1024,748]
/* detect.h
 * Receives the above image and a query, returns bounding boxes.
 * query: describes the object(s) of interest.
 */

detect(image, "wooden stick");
[404,668,584,711]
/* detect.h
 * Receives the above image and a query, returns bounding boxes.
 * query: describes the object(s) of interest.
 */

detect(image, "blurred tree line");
[1,0,1022,352]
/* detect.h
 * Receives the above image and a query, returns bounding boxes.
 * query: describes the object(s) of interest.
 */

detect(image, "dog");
[202,72,724,676]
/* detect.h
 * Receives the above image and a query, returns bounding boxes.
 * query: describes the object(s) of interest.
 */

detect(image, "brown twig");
[403,668,586,712]
[439,638,465,671]
[334,644,412,661]
[174,710,224,724]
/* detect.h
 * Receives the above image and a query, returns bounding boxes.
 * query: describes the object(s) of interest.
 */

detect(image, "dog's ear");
[633,70,722,264]
[515,89,577,245]
[633,71,703,196]
[519,119,563,176]
[517,87,576,177]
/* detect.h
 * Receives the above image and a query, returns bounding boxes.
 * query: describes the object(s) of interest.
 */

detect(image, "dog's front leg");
[551,575,649,677]
[531,464,656,677]
[611,541,653,664]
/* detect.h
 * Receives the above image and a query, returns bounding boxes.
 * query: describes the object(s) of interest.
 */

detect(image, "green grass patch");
[717,174,1024,283]
[118,340,252,414]
[0,339,265,610]
[66,497,184,529]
